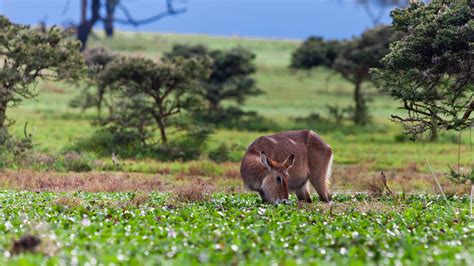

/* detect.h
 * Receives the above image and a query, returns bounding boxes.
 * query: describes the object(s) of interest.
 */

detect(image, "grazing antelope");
[240,130,333,204]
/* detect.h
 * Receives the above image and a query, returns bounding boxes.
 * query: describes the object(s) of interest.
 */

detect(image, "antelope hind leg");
[295,184,312,203]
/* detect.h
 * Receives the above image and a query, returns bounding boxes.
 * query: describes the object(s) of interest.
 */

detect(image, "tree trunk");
[0,101,6,129]
[81,0,87,24]
[429,113,438,142]
[156,117,167,143]
[353,82,367,125]
[104,0,117,37]
[209,100,220,112]
[77,0,101,50]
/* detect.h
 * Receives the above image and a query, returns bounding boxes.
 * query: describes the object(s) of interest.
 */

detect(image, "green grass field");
[1,32,473,265]
[1,191,473,265]
[6,32,473,171]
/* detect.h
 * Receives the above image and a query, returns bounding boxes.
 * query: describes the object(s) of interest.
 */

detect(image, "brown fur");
[240,130,333,203]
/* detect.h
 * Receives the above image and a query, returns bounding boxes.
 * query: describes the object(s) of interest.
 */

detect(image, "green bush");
[194,107,279,132]
[208,142,244,163]
[155,126,212,161]
[55,152,95,172]
[0,126,33,169]
[66,128,145,159]
[208,143,232,163]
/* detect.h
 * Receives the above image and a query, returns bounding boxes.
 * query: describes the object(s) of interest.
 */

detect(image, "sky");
[0,0,394,40]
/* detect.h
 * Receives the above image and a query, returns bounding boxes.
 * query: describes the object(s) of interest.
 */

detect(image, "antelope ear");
[260,151,272,170]
[283,154,295,170]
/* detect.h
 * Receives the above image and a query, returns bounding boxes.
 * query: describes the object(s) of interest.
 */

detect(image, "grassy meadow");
[1,191,472,265]
[7,32,473,172]
[1,32,473,265]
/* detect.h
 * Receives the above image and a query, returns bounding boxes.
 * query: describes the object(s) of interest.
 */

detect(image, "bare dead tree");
[77,0,186,50]
[104,0,118,37]
[355,0,415,25]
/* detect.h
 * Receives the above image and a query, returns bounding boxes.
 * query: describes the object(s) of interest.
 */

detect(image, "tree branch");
[115,0,186,26]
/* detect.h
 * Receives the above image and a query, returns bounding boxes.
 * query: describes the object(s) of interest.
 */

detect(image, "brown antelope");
[240,130,332,204]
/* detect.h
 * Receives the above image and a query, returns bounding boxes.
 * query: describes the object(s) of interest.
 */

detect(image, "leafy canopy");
[290,37,341,69]
[165,44,261,110]
[291,26,401,125]
[94,55,211,144]
[372,1,474,136]
[70,47,118,116]
[0,15,85,128]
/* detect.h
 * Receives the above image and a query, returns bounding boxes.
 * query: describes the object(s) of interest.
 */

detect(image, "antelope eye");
[276,175,283,184]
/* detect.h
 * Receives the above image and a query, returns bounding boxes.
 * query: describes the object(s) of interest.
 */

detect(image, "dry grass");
[22,152,56,166]
[127,193,151,207]
[0,162,470,195]
[295,198,407,216]
[0,170,169,192]
[54,195,83,208]
[330,164,470,195]
[174,178,216,202]
[40,82,65,93]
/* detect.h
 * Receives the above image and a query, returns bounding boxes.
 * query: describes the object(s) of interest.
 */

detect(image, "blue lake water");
[0,0,394,40]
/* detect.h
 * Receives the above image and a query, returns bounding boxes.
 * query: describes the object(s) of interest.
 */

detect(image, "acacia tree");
[290,37,341,69]
[372,0,473,139]
[165,44,261,112]
[70,47,118,117]
[95,56,211,143]
[78,0,186,50]
[291,26,401,125]
[334,26,401,124]
[0,16,84,130]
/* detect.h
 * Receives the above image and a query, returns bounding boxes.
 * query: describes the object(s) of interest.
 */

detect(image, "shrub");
[208,143,232,163]
[70,47,118,115]
[187,160,224,177]
[55,152,95,172]
[326,105,352,124]
[155,126,212,161]
[0,126,33,169]
[290,37,341,69]
[66,128,144,159]
[165,45,261,112]
[193,107,279,132]
[174,184,211,203]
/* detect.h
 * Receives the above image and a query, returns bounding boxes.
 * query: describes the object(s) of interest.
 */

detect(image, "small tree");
[291,26,401,125]
[0,16,84,130]
[290,37,341,69]
[70,47,118,117]
[165,44,261,112]
[96,56,211,143]
[372,1,473,138]
[334,26,401,125]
